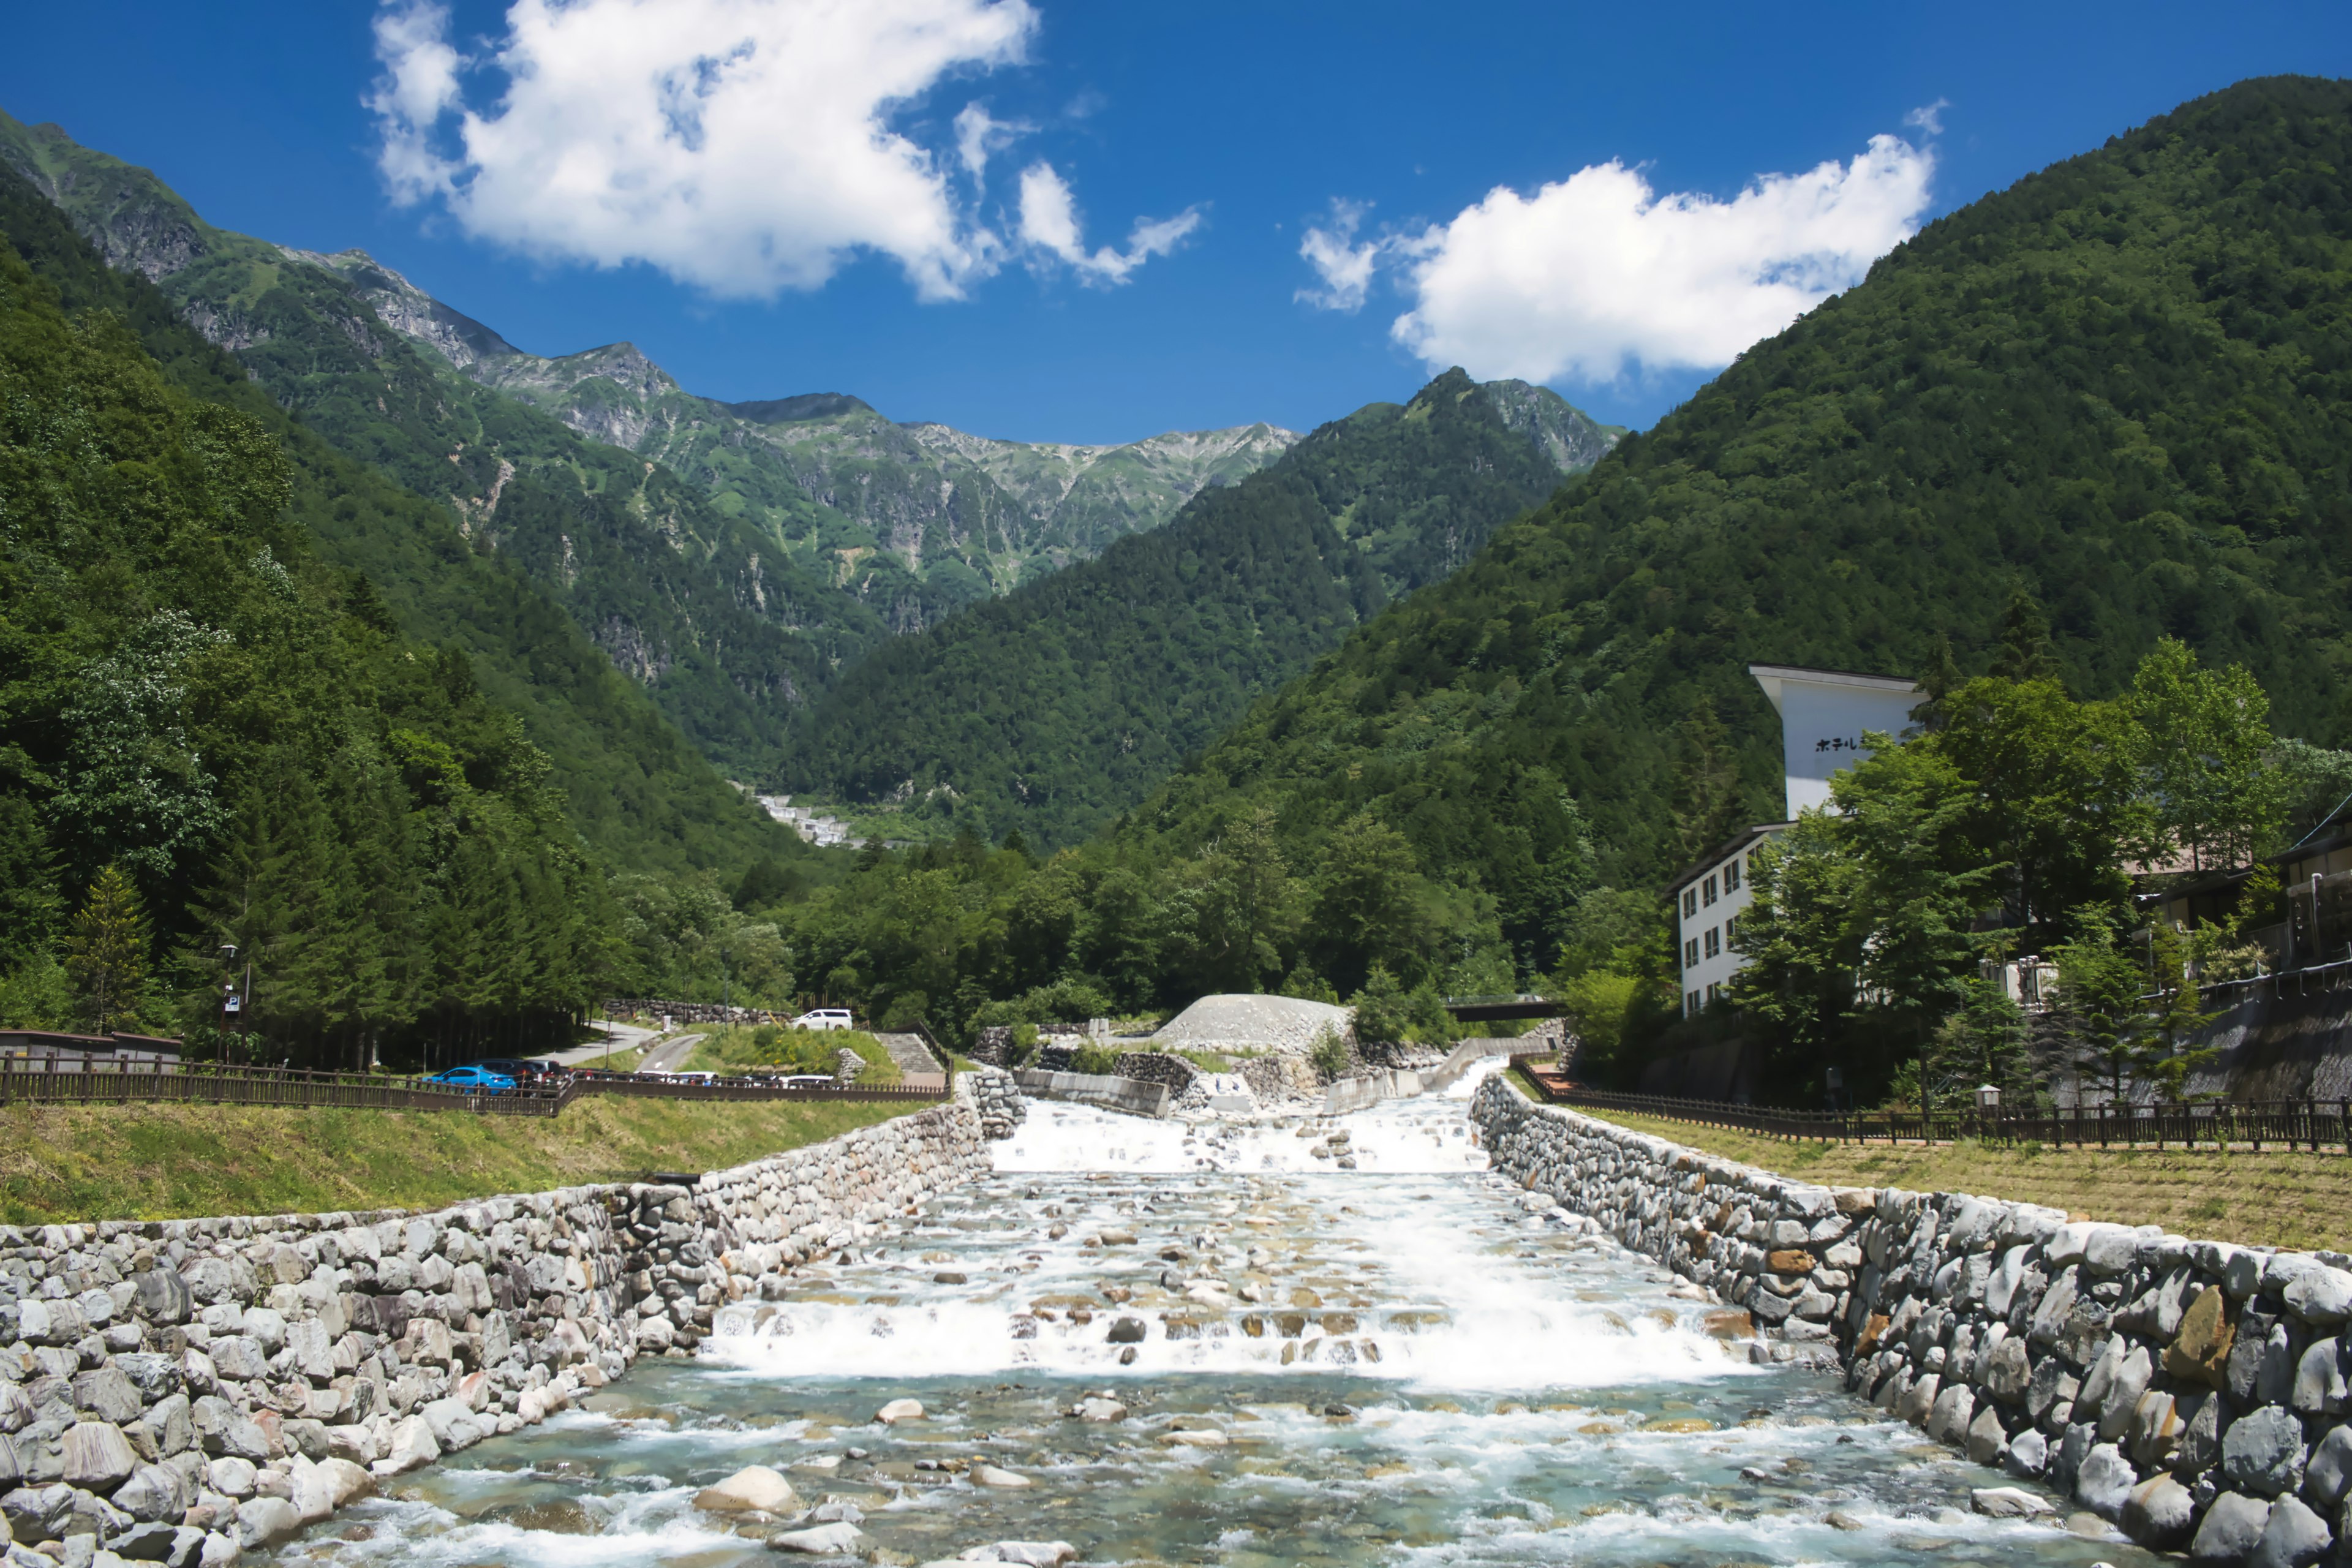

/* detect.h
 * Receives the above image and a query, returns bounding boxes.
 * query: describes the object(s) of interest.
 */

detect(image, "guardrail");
[1506,1055,2352,1154]
[0,1053,951,1117]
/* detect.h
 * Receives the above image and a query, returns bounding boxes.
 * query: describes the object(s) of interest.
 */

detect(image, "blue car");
[424,1065,518,1095]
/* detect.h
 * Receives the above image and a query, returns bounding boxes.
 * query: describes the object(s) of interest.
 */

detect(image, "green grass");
[1551,1100,2352,1253]
[682,1025,902,1084]
[0,1095,909,1224]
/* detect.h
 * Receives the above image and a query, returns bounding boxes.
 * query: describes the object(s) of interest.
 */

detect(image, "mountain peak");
[722,392,878,424]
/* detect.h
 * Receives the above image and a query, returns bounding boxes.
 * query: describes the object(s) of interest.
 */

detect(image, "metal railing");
[1506,1055,2352,1154]
[0,1052,950,1117]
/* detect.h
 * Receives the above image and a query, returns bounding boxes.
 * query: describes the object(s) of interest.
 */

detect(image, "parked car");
[792,1008,854,1031]
[423,1065,516,1095]
[780,1074,835,1090]
[475,1057,564,1085]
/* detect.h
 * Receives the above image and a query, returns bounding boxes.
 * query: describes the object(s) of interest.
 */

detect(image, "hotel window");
[1724,914,1738,951]
[1705,982,1721,1005]
[1702,873,1718,907]
[1703,926,1721,959]
[1686,990,1702,1017]
[1724,857,1742,892]
[1683,886,1698,918]
[1684,937,1700,968]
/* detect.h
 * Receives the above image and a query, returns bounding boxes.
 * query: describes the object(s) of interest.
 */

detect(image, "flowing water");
[278,1069,2160,1567]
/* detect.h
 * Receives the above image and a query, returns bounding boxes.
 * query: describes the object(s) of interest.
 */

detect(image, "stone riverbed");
[253,1072,2161,1568]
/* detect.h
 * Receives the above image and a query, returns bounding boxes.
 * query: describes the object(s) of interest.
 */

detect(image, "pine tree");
[1667,696,1743,862]
[66,864,149,1035]
[1988,589,2060,684]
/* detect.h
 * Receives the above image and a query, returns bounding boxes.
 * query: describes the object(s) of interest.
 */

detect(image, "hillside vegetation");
[1106,75,2352,944]
[775,369,1611,846]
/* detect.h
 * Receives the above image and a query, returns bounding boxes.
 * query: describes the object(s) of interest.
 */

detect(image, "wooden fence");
[1507,1055,2352,1153]
[0,1054,949,1118]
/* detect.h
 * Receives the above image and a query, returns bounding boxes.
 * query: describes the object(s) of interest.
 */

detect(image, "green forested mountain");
[0,161,794,879]
[0,234,618,1061]
[0,112,883,775]
[1098,74,2352,979]
[774,369,1614,845]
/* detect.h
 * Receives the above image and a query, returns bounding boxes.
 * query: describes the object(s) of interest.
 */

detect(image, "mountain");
[0,152,796,880]
[773,367,1616,845]
[0,111,884,777]
[1099,74,2352,979]
[271,245,1298,632]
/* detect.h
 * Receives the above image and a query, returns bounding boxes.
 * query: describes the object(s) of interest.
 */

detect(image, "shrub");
[1071,1043,1120,1077]
[1308,1025,1350,1082]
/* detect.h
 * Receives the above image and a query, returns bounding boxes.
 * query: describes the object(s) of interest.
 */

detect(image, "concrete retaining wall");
[1471,1077,2352,1563]
[1325,1069,1423,1115]
[1423,1039,1521,1095]
[0,1090,989,1566]
[1011,1068,1169,1119]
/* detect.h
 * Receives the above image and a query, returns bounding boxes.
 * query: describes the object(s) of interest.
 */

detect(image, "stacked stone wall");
[1471,1077,2352,1564]
[0,1095,987,1568]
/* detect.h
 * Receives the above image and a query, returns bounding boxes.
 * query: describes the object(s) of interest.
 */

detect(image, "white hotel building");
[1670,665,1921,1018]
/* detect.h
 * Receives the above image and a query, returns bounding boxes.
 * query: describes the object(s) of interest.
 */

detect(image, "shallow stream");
[276,1073,2161,1567]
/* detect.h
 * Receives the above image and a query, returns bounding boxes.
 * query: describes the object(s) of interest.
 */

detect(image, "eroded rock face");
[1468,1077,2352,1551]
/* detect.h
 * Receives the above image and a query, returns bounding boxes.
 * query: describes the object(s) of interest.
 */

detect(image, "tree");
[2050,911,2147,1104]
[66,865,149,1035]
[1311,814,1430,992]
[1348,964,1412,1046]
[2127,640,2283,871]
[1666,697,1744,865]
[1924,978,2035,1106]
[1988,588,2059,684]
[2138,921,2222,1102]
[1726,813,1862,1074]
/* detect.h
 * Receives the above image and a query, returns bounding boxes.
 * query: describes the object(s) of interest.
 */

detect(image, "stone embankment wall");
[1471,1078,2352,1565]
[1011,1068,1169,1119]
[0,1094,989,1568]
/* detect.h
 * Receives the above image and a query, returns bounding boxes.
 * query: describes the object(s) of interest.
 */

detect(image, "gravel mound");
[1153,994,1350,1054]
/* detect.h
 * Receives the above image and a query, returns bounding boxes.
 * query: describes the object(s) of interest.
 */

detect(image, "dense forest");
[772,370,1603,846]
[0,236,610,1061]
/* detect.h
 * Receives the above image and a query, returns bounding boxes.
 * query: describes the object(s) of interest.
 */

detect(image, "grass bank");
[0,1095,908,1226]
[682,1025,902,1084]
[1555,1101,2352,1253]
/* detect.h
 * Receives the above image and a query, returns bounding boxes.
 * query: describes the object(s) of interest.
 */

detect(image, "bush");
[1006,1021,1039,1068]
[1308,1025,1350,1082]
[1071,1043,1120,1076]
[878,991,929,1033]
[1347,964,1410,1045]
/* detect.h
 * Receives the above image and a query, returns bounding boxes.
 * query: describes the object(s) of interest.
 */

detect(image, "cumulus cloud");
[1304,133,1934,384]
[367,0,1042,300]
[1016,162,1200,286]
[1295,199,1379,312]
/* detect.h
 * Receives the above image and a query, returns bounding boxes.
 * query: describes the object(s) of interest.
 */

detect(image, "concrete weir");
[1470,1074,2352,1562]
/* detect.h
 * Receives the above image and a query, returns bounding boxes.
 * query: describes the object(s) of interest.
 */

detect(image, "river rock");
[808,1502,862,1525]
[232,1498,299,1551]
[972,1465,1031,1488]
[111,1464,193,1523]
[64,1422,138,1491]
[2224,1406,2308,1498]
[2005,1428,2050,1478]
[374,1417,438,1476]
[1966,1406,2008,1465]
[874,1400,924,1426]
[693,1466,799,1513]
[1105,1319,1145,1345]
[2075,1442,2137,1520]
[767,1522,864,1554]
[2248,1494,2331,1568]
[2291,1338,2348,1416]
[986,1545,1079,1567]
[2285,1266,2352,1327]
[2193,1493,2273,1564]
[1071,1398,1126,1422]
[206,1458,257,1499]
[2304,1423,2352,1510]
[2167,1286,2236,1388]
[2122,1475,2195,1550]
[1985,1337,2031,1404]
[1970,1487,2051,1518]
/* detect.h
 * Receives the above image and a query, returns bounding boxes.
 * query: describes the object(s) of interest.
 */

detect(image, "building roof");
[1667,821,1794,893]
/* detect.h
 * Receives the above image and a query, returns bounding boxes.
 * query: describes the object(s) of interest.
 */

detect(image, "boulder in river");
[695,1465,800,1513]
[1970,1487,2051,1518]
[876,1398,925,1425]
[768,1521,865,1554]
[973,1464,1032,1488]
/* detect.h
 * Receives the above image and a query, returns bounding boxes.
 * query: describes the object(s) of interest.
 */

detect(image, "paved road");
[634,1033,707,1074]
[550,1020,665,1069]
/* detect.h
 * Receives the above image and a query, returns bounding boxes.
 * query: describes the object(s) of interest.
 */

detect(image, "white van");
[793,1008,854,1031]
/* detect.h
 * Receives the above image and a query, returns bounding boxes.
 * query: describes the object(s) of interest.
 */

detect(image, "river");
[273,1070,2158,1567]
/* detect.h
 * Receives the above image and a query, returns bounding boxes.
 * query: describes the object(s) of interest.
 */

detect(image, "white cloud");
[953,102,1029,189]
[1351,133,1934,383]
[1904,97,1952,137]
[1016,161,1199,286]
[366,0,1043,301]
[1295,199,1378,312]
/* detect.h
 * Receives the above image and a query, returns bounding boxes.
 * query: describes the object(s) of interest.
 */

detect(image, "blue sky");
[6,2,2350,445]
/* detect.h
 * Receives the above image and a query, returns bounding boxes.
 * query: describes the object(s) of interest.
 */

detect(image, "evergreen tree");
[2050,911,2148,1103]
[2138,921,2222,1102]
[66,864,148,1035]
[1667,697,1743,862]
[1923,978,2036,1105]
[1988,589,2060,685]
